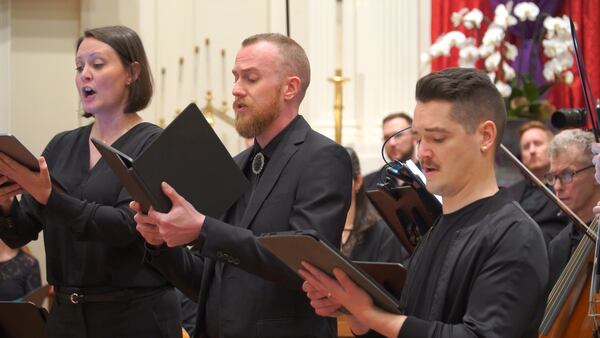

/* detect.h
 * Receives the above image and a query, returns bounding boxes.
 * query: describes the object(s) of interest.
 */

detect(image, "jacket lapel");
[238,117,309,229]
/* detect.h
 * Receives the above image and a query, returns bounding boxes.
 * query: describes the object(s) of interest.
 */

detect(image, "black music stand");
[0,301,48,338]
[367,185,441,254]
[354,261,406,296]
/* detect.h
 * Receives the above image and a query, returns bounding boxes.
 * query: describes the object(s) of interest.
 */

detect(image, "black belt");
[55,286,169,304]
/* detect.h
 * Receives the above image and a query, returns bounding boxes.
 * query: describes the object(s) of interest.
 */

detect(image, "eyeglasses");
[544,164,594,185]
[382,133,408,142]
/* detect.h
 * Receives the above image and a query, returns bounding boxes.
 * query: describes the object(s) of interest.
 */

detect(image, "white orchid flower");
[479,44,496,58]
[430,39,451,57]
[543,39,558,58]
[495,81,512,97]
[543,63,556,82]
[503,62,516,81]
[485,52,502,72]
[463,9,484,29]
[459,45,480,68]
[504,41,518,61]
[459,37,476,49]
[514,2,540,21]
[543,17,558,33]
[483,25,506,46]
[494,4,517,28]
[452,8,469,27]
[488,72,497,83]
[543,58,563,80]
[563,70,574,84]
[556,51,573,68]
[443,31,467,47]
[421,52,432,64]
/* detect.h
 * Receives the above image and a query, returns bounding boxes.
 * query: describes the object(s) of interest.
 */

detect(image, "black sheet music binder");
[92,102,249,216]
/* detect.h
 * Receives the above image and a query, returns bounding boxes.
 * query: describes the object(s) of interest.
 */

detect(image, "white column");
[0,0,10,133]
[302,0,430,173]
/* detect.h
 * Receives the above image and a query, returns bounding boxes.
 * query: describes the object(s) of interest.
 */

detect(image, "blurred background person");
[0,239,41,301]
[0,26,181,338]
[341,147,408,263]
[507,121,567,244]
[364,112,416,190]
[547,129,600,287]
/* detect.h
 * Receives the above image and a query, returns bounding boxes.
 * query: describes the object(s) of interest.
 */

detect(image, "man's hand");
[594,200,600,218]
[0,154,51,205]
[131,201,166,247]
[133,182,205,247]
[301,279,343,317]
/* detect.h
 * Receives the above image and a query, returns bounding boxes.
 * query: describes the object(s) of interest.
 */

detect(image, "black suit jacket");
[506,179,568,244]
[146,116,352,338]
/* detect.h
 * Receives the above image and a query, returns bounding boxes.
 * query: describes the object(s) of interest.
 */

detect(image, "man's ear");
[127,61,142,85]
[283,76,301,101]
[478,120,497,152]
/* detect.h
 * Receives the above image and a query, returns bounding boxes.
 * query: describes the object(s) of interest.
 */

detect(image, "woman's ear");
[127,61,142,85]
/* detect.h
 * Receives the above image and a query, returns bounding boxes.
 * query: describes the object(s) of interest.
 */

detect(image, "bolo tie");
[252,152,265,176]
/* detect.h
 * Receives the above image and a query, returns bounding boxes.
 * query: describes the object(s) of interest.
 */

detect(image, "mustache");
[419,159,439,169]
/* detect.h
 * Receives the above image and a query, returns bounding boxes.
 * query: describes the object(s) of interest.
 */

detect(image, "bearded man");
[132,33,353,338]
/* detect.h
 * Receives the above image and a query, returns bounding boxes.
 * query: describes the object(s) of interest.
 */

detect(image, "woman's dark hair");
[341,147,382,256]
[77,25,153,117]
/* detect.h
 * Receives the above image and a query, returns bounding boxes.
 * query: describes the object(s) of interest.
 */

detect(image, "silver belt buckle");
[69,292,81,304]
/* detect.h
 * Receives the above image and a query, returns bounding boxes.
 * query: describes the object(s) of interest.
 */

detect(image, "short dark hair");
[382,112,412,126]
[242,33,311,101]
[77,25,153,117]
[415,67,506,148]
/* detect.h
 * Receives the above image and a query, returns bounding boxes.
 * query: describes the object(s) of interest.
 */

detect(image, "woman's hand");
[0,175,22,215]
[0,154,52,205]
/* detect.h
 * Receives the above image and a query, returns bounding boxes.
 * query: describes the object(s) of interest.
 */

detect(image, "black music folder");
[0,135,40,171]
[92,102,249,216]
[258,230,402,314]
[354,261,406,297]
[0,301,48,338]
[0,135,65,191]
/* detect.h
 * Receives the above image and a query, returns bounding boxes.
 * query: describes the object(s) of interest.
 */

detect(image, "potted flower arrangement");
[422,1,575,121]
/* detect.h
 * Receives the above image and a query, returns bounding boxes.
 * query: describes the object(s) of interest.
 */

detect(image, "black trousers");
[46,287,182,338]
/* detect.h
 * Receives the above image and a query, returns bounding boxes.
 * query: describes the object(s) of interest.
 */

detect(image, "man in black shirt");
[132,33,352,338]
[507,121,567,244]
[300,67,548,338]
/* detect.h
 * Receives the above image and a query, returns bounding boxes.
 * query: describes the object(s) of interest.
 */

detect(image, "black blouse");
[0,122,168,289]
[0,250,41,300]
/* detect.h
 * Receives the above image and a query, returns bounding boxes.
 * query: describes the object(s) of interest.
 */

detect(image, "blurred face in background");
[549,147,596,219]
[383,117,415,162]
[520,127,551,173]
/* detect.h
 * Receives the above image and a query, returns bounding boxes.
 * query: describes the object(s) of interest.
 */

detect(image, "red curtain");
[430,0,493,71]
[548,0,600,112]
[431,0,600,113]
